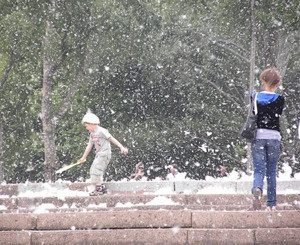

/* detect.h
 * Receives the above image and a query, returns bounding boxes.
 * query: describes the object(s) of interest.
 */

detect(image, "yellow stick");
[55,159,86,174]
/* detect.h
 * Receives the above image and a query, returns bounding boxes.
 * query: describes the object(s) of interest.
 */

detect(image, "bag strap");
[298,120,300,140]
[297,111,300,140]
[252,92,258,115]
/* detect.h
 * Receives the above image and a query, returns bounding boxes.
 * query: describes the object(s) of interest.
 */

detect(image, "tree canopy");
[0,0,299,183]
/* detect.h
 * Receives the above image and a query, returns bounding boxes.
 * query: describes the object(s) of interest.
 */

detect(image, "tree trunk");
[42,20,58,182]
[246,0,256,174]
[0,119,4,182]
[40,0,93,181]
[264,27,277,68]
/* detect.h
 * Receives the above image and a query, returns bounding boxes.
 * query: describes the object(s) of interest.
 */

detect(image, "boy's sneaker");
[266,206,276,212]
[253,187,262,210]
[89,184,107,196]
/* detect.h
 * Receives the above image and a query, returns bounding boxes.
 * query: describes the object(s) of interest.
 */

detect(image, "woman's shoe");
[253,187,262,210]
[266,206,276,211]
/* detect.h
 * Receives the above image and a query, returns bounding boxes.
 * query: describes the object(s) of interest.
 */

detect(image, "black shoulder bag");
[240,92,258,142]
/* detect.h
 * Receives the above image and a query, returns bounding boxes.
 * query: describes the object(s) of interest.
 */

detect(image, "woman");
[251,68,285,211]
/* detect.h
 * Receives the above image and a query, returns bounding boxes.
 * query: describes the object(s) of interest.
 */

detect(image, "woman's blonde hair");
[259,68,281,88]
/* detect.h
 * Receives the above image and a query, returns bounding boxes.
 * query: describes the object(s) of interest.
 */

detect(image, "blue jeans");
[251,139,281,207]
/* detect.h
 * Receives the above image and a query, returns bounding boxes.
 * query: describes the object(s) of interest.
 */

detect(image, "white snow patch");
[18,183,89,198]
[115,202,135,208]
[1,163,298,206]
[0,195,9,199]
[60,204,70,209]
[115,196,179,208]
[0,205,7,210]
[277,189,300,194]
[278,164,293,180]
[87,203,107,208]
[150,188,174,195]
[196,186,236,194]
[33,203,56,214]
[172,226,180,234]
[144,196,179,206]
[166,172,187,181]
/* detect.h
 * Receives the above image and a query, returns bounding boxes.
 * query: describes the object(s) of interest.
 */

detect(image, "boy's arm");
[79,142,94,161]
[109,137,128,155]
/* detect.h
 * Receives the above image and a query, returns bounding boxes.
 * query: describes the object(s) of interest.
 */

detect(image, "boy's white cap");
[82,111,100,125]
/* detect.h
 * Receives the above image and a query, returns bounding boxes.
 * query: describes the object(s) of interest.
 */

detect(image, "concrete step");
[4,204,300,215]
[1,181,300,244]
[0,204,253,214]
[1,210,299,231]
[1,210,299,244]
[1,228,300,245]
[1,179,300,196]
[1,194,299,213]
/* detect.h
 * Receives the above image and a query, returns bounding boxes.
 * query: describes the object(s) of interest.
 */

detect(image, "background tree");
[0,2,43,182]
[41,0,95,181]
[0,0,299,183]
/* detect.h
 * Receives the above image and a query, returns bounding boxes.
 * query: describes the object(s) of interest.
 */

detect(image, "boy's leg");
[89,154,111,195]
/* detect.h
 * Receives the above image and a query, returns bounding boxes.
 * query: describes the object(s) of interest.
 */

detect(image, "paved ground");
[0,180,299,244]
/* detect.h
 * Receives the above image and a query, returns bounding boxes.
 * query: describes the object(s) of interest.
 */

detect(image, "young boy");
[79,111,128,195]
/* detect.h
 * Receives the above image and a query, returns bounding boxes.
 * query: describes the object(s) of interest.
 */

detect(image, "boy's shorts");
[90,153,111,183]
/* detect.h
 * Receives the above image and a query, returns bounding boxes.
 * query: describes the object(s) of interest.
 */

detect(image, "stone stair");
[0,181,300,245]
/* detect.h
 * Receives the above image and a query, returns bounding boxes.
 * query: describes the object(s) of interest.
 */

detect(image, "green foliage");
[0,0,299,183]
